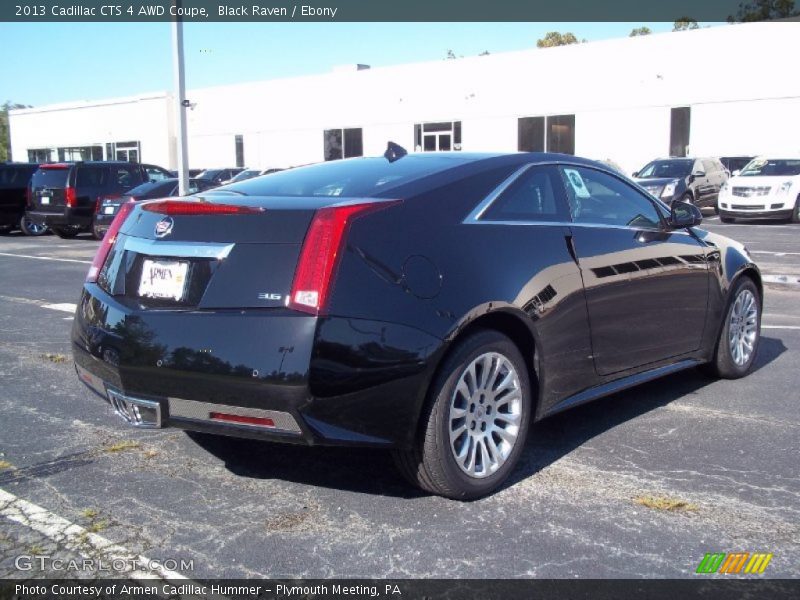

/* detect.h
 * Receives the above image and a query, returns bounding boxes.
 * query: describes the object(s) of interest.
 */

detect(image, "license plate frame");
[138,259,189,302]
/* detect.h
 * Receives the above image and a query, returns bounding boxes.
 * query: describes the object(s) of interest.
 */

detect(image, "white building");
[9,22,800,175]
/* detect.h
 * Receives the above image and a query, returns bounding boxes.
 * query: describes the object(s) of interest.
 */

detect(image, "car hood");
[634,176,683,186]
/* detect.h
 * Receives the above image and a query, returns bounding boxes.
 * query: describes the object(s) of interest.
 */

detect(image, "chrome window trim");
[123,237,234,260]
[464,160,679,234]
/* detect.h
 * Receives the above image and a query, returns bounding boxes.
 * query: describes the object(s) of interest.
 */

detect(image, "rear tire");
[20,216,48,236]
[704,277,761,379]
[393,329,532,500]
[91,223,106,240]
[52,226,81,239]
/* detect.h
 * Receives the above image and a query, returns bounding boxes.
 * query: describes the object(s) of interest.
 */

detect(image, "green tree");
[536,31,583,48]
[729,0,799,21]
[0,102,31,162]
[629,27,652,36]
[673,17,700,30]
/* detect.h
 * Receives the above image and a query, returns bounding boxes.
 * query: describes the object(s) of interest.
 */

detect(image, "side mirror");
[632,171,639,178]
[691,170,706,178]
[669,201,702,229]
[732,169,741,177]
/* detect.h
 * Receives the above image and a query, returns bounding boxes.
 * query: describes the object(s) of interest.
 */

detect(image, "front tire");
[705,277,761,379]
[51,226,81,239]
[393,329,532,500]
[680,193,694,205]
[791,195,800,224]
[20,216,48,236]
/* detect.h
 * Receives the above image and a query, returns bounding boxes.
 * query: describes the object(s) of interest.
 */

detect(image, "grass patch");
[0,460,14,470]
[104,440,141,453]
[81,508,99,520]
[634,495,698,512]
[86,520,109,533]
[41,353,68,364]
[28,544,45,555]
[143,449,158,459]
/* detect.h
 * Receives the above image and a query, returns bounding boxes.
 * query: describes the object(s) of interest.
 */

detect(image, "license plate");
[138,259,188,301]
[40,196,50,205]
[103,206,116,215]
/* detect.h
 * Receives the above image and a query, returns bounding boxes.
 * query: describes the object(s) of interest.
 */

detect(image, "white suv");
[718,157,800,223]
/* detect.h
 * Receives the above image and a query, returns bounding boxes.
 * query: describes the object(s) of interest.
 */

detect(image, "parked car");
[26,161,156,239]
[73,152,762,499]
[168,169,205,178]
[221,167,285,185]
[633,157,728,209]
[717,156,800,223]
[194,168,245,187]
[719,156,755,177]
[93,178,215,238]
[0,162,48,236]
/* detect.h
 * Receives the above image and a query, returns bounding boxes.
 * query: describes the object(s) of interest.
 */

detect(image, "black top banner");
[2,0,798,22]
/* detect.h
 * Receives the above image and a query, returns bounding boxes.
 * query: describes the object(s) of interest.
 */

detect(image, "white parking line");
[763,325,800,330]
[0,487,189,581]
[751,251,800,257]
[42,303,78,313]
[0,251,91,265]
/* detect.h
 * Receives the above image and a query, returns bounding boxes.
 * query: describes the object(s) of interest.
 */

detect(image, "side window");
[0,168,18,186]
[480,165,569,223]
[559,166,663,230]
[112,166,139,190]
[76,167,106,188]
[146,166,170,182]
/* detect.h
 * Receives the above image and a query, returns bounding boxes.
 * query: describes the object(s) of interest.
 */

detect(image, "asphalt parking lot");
[1,216,799,579]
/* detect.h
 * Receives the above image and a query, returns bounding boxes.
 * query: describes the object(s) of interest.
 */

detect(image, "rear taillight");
[65,186,77,208]
[289,200,400,315]
[141,200,263,215]
[25,187,32,208]
[86,201,136,283]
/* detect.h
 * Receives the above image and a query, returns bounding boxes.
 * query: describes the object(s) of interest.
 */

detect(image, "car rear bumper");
[719,208,793,220]
[71,285,440,448]
[26,209,92,229]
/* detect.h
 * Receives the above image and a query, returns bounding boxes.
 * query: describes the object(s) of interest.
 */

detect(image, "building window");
[27,148,52,163]
[55,145,104,162]
[324,128,363,161]
[414,121,462,152]
[670,107,691,157]
[518,115,575,154]
[113,141,140,163]
[235,135,245,167]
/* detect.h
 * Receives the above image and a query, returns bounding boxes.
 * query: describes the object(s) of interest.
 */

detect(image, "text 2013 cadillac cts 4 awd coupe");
[72,151,762,499]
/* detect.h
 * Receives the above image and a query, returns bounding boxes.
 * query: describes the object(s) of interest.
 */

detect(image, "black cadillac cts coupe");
[72,151,762,499]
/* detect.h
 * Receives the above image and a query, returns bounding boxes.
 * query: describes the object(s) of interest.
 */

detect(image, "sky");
[0,21,721,107]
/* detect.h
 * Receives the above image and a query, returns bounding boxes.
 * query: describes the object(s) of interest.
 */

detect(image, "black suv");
[26,162,171,239]
[0,162,48,236]
[633,157,729,210]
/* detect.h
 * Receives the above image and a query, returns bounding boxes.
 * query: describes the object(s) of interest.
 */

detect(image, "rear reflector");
[86,201,136,283]
[289,200,400,315]
[209,412,275,428]
[142,200,264,215]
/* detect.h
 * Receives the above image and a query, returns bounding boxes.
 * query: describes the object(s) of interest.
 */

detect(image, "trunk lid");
[99,195,337,310]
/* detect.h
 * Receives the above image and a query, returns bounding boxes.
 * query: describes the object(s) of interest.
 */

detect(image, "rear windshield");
[31,168,70,188]
[220,156,472,198]
[128,180,176,196]
[739,159,800,177]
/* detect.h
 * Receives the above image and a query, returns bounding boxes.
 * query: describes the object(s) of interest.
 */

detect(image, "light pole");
[172,0,190,196]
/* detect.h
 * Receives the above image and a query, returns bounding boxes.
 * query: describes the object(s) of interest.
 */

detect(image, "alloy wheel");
[448,352,522,478]
[728,288,758,366]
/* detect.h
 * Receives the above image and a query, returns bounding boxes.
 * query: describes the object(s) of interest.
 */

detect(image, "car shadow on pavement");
[189,336,786,499]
